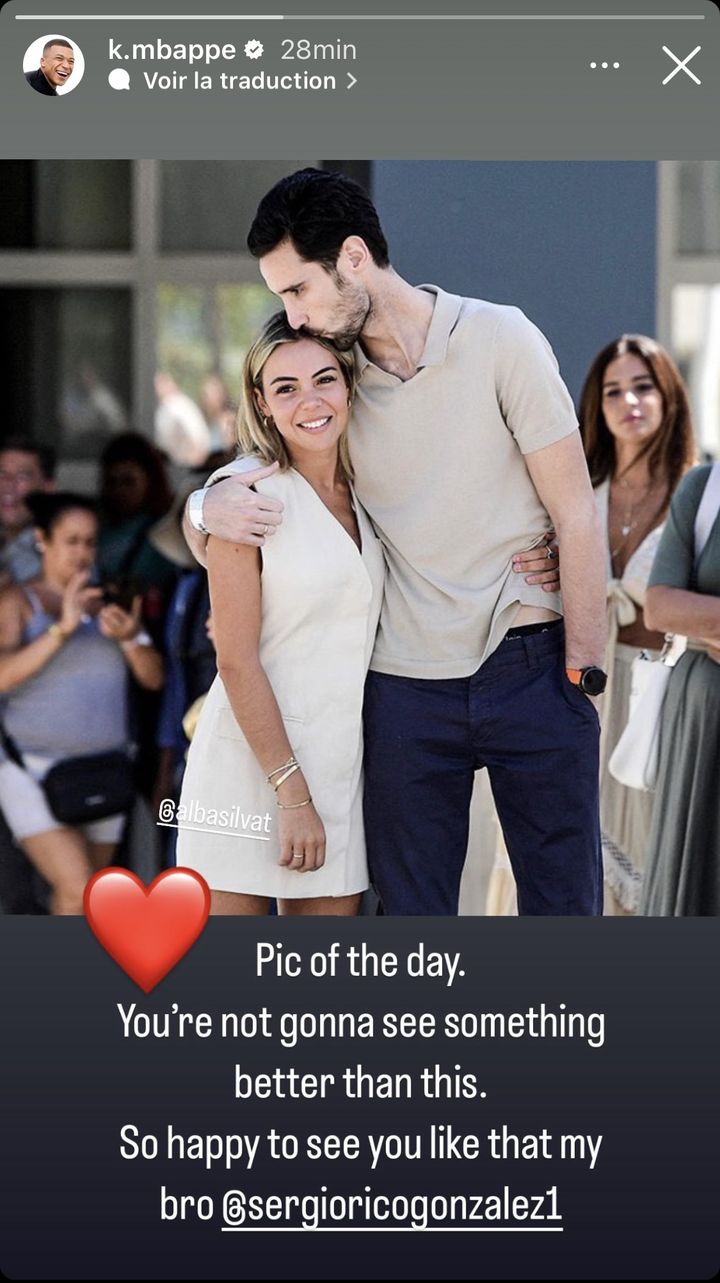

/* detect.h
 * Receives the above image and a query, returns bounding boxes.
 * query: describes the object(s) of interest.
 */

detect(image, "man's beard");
[303,284,371,352]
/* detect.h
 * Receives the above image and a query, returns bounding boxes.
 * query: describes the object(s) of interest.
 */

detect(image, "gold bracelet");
[277,795,312,810]
[273,762,301,791]
[48,623,69,644]
[267,755,297,783]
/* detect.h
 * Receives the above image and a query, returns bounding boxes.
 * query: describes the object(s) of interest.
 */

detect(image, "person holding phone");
[0,493,163,915]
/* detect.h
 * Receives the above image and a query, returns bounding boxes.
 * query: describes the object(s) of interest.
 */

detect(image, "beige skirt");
[600,643,660,915]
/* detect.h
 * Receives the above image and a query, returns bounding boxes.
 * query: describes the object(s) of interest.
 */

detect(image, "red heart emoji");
[84,868,210,992]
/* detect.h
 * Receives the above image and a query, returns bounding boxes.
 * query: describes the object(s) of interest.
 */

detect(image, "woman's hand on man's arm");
[512,532,560,591]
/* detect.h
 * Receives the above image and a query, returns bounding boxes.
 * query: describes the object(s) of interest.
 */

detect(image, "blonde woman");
[176,313,384,915]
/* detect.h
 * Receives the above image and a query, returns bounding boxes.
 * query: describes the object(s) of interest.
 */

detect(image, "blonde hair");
[236,311,356,477]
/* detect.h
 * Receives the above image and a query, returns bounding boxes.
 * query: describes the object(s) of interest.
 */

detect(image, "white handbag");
[607,643,673,790]
[608,462,720,792]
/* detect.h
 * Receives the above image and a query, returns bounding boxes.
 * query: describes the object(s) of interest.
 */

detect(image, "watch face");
[581,667,607,696]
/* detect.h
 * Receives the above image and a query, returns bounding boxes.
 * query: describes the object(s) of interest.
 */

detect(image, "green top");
[648,464,720,597]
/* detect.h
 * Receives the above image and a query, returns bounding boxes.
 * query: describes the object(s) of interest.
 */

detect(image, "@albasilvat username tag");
[158,798,272,835]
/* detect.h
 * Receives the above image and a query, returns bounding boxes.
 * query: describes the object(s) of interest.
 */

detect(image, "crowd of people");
[0,168,717,917]
[0,431,228,914]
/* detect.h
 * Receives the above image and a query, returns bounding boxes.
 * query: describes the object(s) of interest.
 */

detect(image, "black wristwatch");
[565,666,607,696]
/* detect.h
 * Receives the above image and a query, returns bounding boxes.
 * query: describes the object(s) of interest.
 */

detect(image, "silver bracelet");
[272,762,301,791]
[267,755,298,783]
[187,488,209,535]
[277,795,312,810]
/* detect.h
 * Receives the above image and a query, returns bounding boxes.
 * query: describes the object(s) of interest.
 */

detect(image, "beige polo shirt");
[349,285,578,679]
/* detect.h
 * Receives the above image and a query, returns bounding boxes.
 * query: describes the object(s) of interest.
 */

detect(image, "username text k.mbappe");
[108,38,351,92]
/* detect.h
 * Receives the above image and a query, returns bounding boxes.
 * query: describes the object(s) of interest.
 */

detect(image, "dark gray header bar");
[1,0,718,159]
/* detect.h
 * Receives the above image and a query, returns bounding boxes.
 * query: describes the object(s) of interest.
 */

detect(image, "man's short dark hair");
[0,436,57,481]
[43,38,73,54]
[247,168,390,270]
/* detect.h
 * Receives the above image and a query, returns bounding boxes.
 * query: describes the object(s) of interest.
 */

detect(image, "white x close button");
[662,45,702,86]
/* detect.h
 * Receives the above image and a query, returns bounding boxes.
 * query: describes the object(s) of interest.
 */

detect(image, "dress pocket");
[214,704,305,740]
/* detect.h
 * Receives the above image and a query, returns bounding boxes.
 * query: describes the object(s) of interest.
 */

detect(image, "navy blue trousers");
[362,626,602,916]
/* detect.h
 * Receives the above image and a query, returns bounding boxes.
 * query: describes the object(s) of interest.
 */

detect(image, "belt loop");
[523,633,538,670]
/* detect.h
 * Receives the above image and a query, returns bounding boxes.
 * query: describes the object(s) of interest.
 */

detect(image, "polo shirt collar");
[354,283,462,376]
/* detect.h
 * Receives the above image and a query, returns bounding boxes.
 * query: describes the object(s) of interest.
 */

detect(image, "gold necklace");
[609,480,658,558]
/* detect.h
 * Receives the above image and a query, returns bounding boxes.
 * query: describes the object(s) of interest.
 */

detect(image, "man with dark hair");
[0,437,56,590]
[248,167,390,272]
[25,38,75,96]
[184,167,608,917]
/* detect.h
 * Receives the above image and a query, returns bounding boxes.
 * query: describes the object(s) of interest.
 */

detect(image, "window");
[0,287,131,460]
[659,162,720,456]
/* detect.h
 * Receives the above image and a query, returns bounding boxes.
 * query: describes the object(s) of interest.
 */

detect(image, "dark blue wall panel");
[372,161,657,406]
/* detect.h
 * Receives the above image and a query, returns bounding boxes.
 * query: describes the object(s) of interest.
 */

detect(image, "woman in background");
[0,493,163,914]
[641,463,720,916]
[579,335,696,914]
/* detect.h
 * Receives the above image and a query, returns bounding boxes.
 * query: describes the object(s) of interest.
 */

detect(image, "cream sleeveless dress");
[594,479,666,914]
[176,461,384,899]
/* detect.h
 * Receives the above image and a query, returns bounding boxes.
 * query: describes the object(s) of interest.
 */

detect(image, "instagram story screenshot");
[0,0,718,1278]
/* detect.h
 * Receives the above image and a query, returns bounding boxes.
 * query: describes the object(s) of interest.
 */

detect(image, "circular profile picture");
[23,35,85,97]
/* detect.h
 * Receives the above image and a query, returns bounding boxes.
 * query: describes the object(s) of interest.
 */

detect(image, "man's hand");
[202,462,284,547]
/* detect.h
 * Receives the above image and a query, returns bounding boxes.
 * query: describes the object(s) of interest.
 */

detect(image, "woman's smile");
[296,414,333,433]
